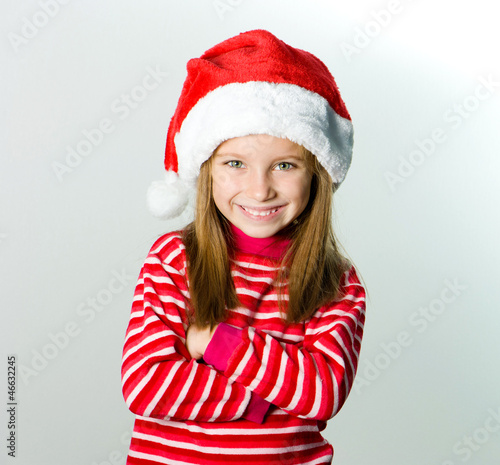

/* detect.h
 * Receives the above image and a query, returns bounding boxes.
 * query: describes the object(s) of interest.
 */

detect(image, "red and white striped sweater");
[122,229,366,464]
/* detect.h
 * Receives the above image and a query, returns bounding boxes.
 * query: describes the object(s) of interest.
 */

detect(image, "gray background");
[2,0,499,464]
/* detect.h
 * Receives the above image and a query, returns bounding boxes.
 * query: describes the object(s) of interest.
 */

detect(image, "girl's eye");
[227,160,243,168]
[276,162,293,171]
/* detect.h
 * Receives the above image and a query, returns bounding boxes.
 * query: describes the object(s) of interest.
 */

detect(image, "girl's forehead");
[214,134,303,157]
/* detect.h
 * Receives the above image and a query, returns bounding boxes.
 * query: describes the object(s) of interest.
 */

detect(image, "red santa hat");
[148,29,354,219]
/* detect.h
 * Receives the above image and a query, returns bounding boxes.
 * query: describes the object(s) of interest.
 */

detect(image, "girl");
[122,30,366,464]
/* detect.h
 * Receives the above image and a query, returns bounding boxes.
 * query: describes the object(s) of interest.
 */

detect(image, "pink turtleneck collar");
[230,225,291,259]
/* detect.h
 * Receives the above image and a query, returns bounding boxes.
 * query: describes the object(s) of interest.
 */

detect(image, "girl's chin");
[233,221,287,239]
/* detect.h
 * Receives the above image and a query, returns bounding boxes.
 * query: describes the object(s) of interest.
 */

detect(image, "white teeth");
[242,207,279,216]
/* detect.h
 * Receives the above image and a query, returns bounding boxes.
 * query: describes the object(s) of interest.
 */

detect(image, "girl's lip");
[238,205,285,220]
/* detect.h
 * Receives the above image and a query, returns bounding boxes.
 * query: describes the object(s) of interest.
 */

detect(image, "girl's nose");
[245,170,276,202]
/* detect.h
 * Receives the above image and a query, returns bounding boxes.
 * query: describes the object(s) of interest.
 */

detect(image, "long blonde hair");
[182,146,350,327]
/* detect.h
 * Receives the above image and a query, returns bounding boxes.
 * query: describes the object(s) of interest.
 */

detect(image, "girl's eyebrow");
[278,154,305,161]
[214,152,304,160]
[213,152,240,158]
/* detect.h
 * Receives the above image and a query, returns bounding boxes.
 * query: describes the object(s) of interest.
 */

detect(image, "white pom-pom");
[147,171,189,219]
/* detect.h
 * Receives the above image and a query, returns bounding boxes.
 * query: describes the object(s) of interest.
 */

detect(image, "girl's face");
[211,134,313,238]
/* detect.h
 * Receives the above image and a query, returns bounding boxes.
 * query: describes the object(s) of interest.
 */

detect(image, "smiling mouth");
[239,206,283,217]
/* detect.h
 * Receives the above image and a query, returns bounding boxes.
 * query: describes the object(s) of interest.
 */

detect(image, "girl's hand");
[185,324,218,360]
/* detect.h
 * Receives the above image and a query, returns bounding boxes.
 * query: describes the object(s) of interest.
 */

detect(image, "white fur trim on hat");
[174,81,354,186]
[147,171,189,219]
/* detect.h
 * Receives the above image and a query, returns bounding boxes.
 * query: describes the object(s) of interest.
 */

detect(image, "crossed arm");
[122,240,366,424]
[185,324,217,360]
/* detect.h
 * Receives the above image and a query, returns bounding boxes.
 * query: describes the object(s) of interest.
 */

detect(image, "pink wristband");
[244,393,271,424]
[204,323,272,424]
[203,323,243,372]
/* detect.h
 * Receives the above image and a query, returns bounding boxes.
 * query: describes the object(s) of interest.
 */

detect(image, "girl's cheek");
[212,169,230,186]
[214,169,243,188]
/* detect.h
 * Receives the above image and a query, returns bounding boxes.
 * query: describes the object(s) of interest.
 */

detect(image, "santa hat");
[148,29,354,219]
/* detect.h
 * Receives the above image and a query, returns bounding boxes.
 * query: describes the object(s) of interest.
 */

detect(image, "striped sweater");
[121,230,366,464]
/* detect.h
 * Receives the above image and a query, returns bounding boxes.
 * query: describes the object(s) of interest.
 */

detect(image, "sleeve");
[121,235,263,423]
[204,325,272,422]
[204,265,366,421]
